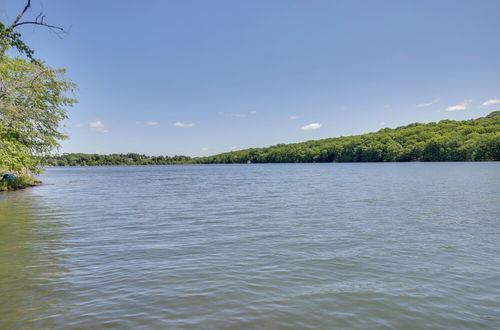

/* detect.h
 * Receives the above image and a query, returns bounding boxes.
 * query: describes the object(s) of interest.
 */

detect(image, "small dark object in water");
[2,174,16,181]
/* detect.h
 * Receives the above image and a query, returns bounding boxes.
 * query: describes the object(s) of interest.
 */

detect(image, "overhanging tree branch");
[10,0,32,29]
[9,0,64,32]
[11,21,64,31]
[1,0,65,61]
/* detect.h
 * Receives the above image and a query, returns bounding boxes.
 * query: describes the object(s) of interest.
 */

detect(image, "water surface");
[1,163,499,328]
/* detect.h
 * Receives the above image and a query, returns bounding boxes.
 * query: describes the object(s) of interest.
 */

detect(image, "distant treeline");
[45,154,192,166]
[47,112,499,166]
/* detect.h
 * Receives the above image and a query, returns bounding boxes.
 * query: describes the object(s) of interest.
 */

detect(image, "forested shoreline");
[46,154,192,166]
[48,112,499,166]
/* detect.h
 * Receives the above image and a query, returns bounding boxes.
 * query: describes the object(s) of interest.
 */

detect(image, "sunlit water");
[1,163,499,329]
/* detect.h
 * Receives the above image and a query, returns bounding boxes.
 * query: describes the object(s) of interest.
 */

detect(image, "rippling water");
[1,163,499,328]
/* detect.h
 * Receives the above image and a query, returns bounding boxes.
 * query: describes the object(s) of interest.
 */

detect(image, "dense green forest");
[49,112,499,166]
[46,153,192,166]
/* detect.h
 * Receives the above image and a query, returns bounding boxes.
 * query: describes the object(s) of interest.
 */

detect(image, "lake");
[1,163,499,328]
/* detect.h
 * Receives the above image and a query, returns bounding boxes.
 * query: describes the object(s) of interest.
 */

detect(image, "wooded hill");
[48,112,499,166]
[193,112,499,163]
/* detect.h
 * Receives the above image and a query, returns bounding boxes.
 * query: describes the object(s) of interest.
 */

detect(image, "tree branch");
[11,21,64,31]
[10,0,32,29]
[9,0,65,33]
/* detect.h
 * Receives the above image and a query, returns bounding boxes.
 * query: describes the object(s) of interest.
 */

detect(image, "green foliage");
[47,113,499,166]
[193,113,500,164]
[0,9,75,180]
[45,153,192,166]
[0,54,76,173]
[486,111,500,118]
[0,22,35,61]
[0,174,36,191]
[0,122,37,172]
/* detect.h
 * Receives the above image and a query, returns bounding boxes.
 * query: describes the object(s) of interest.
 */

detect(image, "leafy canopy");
[0,22,35,61]
[192,113,500,164]
[0,54,76,173]
[0,7,76,173]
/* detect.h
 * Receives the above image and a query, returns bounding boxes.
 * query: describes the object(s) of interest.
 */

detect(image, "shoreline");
[44,160,499,167]
[0,181,42,192]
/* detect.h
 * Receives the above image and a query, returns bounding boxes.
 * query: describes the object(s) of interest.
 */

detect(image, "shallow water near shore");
[1,163,499,328]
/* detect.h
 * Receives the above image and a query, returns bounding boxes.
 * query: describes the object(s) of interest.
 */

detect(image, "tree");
[0,0,76,174]
[0,123,37,172]
[1,0,65,61]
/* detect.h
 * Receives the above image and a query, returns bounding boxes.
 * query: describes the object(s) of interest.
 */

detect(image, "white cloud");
[228,111,256,118]
[482,99,500,107]
[446,100,471,112]
[174,122,195,127]
[90,120,104,128]
[229,146,237,151]
[379,122,387,126]
[301,123,322,131]
[136,121,158,126]
[289,116,298,120]
[201,147,209,152]
[89,120,109,133]
[417,99,439,107]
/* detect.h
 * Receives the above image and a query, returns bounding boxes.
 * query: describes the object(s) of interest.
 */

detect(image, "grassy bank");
[0,175,41,192]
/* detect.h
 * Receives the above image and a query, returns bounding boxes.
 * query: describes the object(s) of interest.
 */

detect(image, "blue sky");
[2,0,500,156]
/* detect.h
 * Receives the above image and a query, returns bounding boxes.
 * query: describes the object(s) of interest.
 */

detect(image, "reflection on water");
[0,163,499,328]
[0,191,67,328]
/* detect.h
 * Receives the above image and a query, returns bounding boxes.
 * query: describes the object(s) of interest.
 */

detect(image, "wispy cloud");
[136,121,158,126]
[89,120,109,133]
[89,121,104,129]
[231,113,248,118]
[174,122,195,127]
[446,100,471,112]
[482,99,500,107]
[289,116,298,120]
[229,146,237,151]
[301,123,322,131]
[201,147,209,152]
[230,110,257,118]
[417,99,439,107]
[379,122,387,126]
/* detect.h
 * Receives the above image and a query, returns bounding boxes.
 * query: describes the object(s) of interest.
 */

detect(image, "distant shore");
[42,160,499,168]
[45,112,499,166]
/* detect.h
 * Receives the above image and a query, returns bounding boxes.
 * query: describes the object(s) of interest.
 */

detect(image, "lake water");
[1,163,499,328]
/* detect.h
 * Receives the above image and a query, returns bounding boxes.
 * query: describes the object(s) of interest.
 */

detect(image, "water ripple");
[1,163,499,328]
